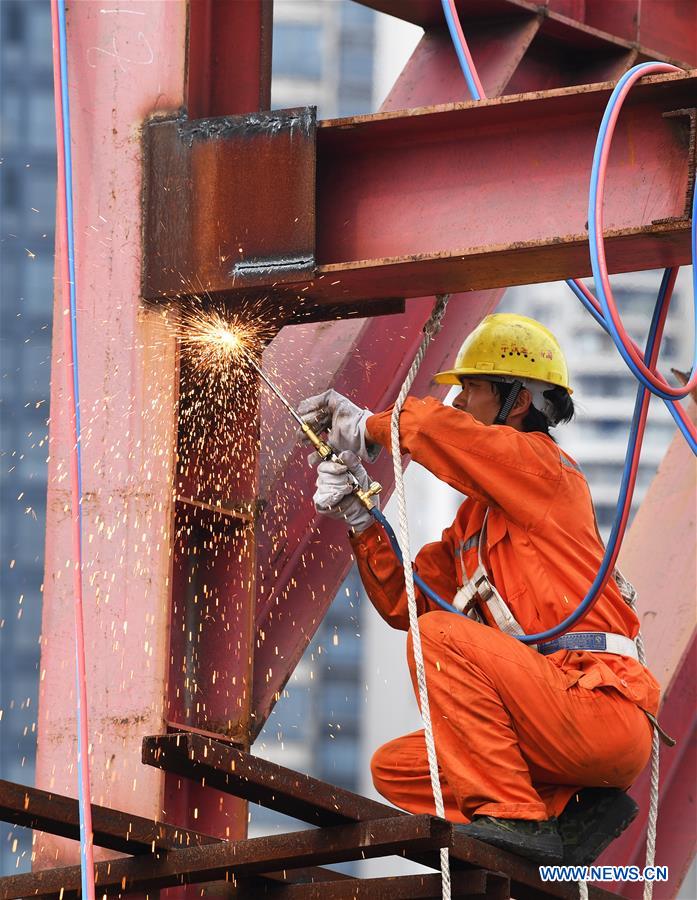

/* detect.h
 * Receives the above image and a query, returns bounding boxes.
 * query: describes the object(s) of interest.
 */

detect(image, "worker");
[298,313,663,865]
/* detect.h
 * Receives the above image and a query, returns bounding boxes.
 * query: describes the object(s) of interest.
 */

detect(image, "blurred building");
[0,0,55,876]
[271,0,377,118]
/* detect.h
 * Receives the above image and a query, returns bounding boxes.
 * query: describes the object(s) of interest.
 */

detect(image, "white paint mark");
[87,32,154,72]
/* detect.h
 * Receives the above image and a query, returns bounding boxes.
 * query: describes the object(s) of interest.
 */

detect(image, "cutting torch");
[246,355,382,510]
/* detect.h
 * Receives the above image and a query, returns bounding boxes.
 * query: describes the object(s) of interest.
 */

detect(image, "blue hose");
[440,0,482,101]
[56,2,90,895]
[564,279,697,454]
[588,64,697,406]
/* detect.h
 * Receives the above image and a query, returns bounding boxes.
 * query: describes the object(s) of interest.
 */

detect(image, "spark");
[179,306,269,377]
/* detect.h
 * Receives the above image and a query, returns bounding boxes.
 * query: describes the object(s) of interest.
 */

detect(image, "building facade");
[0,0,55,875]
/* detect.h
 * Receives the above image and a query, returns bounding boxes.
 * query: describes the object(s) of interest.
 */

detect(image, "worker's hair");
[491,382,574,438]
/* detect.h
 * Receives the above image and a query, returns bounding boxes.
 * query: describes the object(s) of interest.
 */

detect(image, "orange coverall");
[350,396,659,822]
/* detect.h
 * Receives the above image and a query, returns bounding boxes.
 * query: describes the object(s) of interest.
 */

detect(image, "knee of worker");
[370,738,404,797]
[406,610,480,665]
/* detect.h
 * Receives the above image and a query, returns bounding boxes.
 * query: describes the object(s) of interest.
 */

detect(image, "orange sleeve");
[349,520,459,631]
[366,397,561,529]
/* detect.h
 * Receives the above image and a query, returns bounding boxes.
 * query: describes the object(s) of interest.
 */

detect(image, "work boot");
[559,788,639,864]
[456,815,563,864]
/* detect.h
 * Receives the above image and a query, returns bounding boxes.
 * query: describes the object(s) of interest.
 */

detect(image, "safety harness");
[452,508,640,661]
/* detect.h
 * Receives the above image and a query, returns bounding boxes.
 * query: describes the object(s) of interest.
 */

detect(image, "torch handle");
[300,424,381,510]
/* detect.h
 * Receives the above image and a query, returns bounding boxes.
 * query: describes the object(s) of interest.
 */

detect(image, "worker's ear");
[512,386,532,416]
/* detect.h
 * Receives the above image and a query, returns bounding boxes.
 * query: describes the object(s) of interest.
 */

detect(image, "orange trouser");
[371,612,652,822]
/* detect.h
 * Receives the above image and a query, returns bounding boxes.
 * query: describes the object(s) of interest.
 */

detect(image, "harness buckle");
[472,573,494,603]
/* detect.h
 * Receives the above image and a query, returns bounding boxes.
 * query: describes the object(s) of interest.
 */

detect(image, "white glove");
[313,451,377,534]
[298,389,380,465]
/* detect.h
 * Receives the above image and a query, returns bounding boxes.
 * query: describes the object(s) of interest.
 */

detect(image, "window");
[341,3,374,29]
[26,2,52,68]
[339,44,373,88]
[24,168,56,233]
[319,682,360,728]
[317,737,359,789]
[593,419,626,438]
[273,23,323,80]
[272,684,311,732]
[577,374,638,398]
[1,89,23,149]
[1,166,21,210]
[21,254,54,319]
[575,330,611,354]
[3,1,24,44]
[27,92,55,153]
[611,284,664,315]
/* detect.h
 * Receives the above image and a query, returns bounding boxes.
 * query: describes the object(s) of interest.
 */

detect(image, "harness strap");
[453,510,527,638]
[538,631,639,659]
[454,507,641,659]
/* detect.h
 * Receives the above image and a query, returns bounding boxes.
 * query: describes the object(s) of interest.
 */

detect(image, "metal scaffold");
[0,1,694,898]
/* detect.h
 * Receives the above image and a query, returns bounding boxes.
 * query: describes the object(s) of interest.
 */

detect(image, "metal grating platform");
[0,734,625,898]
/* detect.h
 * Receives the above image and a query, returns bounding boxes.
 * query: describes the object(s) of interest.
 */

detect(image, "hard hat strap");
[493,378,523,424]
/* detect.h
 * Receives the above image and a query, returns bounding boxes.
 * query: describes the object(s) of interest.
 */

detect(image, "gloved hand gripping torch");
[247,356,466,618]
[246,356,382,510]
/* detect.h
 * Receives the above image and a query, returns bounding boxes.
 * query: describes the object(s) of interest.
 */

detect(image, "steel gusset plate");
[142,107,316,305]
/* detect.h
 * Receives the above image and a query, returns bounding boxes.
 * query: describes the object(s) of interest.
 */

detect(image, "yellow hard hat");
[434,313,572,393]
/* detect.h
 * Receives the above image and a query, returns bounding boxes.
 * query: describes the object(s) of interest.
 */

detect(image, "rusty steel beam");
[308,72,695,303]
[142,108,316,300]
[187,0,273,118]
[0,815,451,899]
[0,778,218,854]
[143,733,399,826]
[355,0,696,67]
[144,73,695,314]
[229,870,506,899]
[141,735,619,900]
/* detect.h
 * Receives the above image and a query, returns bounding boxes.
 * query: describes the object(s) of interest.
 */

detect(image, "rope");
[634,630,661,900]
[389,294,451,899]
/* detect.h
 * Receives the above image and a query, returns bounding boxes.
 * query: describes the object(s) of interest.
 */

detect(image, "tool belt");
[537,631,639,659]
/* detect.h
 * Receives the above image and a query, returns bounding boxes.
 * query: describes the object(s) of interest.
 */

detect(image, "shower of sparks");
[179,307,268,378]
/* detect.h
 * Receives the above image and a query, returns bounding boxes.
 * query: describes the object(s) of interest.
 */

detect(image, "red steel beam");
[144,73,695,311]
[308,72,695,304]
[187,0,273,118]
[356,0,697,67]
[160,0,277,853]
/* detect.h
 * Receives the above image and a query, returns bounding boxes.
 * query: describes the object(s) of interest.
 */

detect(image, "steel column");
[599,402,697,894]
[35,0,188,871]
[187,0,273,118]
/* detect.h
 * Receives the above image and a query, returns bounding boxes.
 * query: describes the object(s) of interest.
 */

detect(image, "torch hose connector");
[300,424,382,509]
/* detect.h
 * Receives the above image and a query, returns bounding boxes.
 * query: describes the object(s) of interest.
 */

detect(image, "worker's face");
[452,378,500,425]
